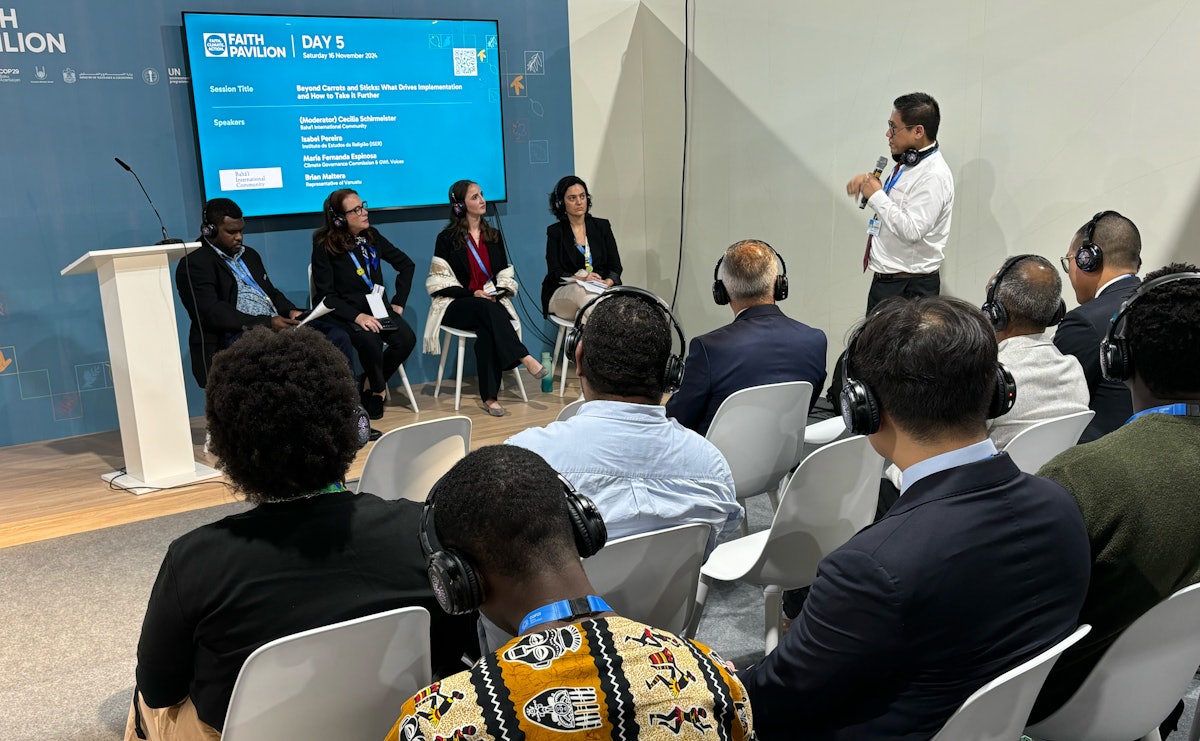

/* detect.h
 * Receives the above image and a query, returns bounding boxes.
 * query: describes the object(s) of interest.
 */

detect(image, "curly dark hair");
[313,188,382,255]
[205,327,360,504]
[579,293,672,401]
[433,445,578,581]
[1126,262,1200,396]
[848,296,997,442]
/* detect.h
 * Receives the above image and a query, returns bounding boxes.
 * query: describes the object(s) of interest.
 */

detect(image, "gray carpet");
[0,494,1194,740]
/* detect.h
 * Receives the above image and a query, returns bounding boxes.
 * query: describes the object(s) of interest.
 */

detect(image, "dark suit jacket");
[541,216,623,315]
[432,227,513,298]
[1052,275,1140,442]
[175,241,297,388]
[310,230,415,327]
[738,453,1091,741]
[665,304,827,435]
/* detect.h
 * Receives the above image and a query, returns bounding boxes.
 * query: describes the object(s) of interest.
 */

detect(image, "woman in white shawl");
[425,180,548,416]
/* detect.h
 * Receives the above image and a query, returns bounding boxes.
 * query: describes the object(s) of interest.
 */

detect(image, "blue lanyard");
[348,240,378,289]
[576,240,593,273]
[466,235,491,281]
[1126,403,1200,424]
[220,253,268,299]
[519,595,613,634]
[883,164,904,194]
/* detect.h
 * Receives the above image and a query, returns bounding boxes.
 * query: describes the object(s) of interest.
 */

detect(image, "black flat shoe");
[364,393,385,420]
[368,427,382,441]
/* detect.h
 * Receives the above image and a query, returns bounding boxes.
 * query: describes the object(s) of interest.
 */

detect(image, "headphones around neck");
[419,473,607,615]
[712,240,789,305]
[563,286,687,394]
[981,254,1066,332]
[839,323,1017,436]
[1100,271,1200,382]
[894,143,938,168]
[1075,210,1123,273]
[324,194,347,230]
[200,201,216,239]
[552,178,592,216]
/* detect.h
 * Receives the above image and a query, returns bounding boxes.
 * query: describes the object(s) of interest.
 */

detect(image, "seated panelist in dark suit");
[738,296,1091,741]
[541,175,623,319]
[311,188,417,420]
[1053,210,1142,442]
[665,239,827,436]
[175,197,352,389]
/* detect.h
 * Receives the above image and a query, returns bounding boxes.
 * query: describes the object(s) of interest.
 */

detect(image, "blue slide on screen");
[182,13,506,218]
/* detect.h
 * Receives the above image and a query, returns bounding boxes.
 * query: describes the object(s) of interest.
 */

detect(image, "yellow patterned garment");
[384,616,754,740]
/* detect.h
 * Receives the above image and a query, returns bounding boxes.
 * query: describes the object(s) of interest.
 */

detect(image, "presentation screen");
[182,13,507,218]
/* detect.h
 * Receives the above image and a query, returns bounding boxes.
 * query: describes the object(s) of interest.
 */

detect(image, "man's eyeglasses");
[345,202,368,216]
[887,121,916,135]
[1059,255,1073,274]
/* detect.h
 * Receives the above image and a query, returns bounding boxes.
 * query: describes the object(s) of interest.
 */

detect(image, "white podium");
[62,244,220,493]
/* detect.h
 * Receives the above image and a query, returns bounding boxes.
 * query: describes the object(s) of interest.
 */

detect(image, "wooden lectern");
[62,244,219,493]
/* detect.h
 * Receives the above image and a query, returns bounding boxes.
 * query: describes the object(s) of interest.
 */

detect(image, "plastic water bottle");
[541,351,554,393]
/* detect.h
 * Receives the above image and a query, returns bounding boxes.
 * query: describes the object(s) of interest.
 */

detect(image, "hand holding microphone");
[854,156,889,209]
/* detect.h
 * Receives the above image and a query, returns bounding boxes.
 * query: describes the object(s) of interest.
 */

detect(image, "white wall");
[571,0,1200,372]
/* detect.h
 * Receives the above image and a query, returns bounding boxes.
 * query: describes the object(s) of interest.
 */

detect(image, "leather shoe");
[364,393,384,420]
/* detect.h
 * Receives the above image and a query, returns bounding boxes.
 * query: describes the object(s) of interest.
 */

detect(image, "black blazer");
[310,230,415,326]
[738,453,1091,741]
[175,240,298,388]
[665,304,827,435]
[432,227,513,299]
[1052,275,1140,442]
[541,216,623,315]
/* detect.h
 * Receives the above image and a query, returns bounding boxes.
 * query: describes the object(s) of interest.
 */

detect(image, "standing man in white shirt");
[846,92,955,313]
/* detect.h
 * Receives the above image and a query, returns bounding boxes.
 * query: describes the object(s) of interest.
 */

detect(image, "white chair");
[1002,410,1094,473]
[433,325,527,411]
[804,415,847,445]
[222,606,432,741]
[549,314,576,397]
[705,381,813,535]
[1026,582,1200,741]
[356,416,470,502]
[688,435,883,651]
[929,624,1091,741]
[582,523,710,635]
[555,397,586,422]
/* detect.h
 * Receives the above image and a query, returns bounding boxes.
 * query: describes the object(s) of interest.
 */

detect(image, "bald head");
[992,255,1064,334]
[720,239,779,304]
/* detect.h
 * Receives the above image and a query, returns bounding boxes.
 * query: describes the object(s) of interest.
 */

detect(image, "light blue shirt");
[209,242,275,318]
[506,400,742,556]
[900,438,999,495]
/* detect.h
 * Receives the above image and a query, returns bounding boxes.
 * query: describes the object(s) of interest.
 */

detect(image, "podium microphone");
[859,156,888,210]
[114,157,183,244]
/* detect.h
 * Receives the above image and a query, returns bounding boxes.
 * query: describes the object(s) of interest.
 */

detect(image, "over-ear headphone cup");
[902,148,921,167]
[201,223,215,238]
[354,405,371,449]
[563,328,581,360]
[981,301,1008,332]
[332,215,346,229]
[1050,299,1067,327]
[1100,337,1132,382]
[839,380,880,436]
[712,280,730,306]
[1075,245,1102,272]
[988,364,1017,419]
[427,550,482,615]
[663,355,685,394]
[774,275,789,302]
[564,488,607,557]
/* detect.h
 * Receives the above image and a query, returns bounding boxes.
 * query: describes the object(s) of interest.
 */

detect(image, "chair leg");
[397,366,418,413]
[1141,730,1162,741]
[685,574,713,639]
[738,503,750,538]
[559,338,571,397]
[454,336,466,411]
[764,584,783,654]
[550,325,565,383]
[434,333,451,399]
[511,368,528,402]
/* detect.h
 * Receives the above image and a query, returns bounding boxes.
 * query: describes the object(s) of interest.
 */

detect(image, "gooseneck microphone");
[114,157,183,244]
[859,156,888,210]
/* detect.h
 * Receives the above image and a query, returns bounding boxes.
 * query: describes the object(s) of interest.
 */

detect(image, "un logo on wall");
[203,33,228,57]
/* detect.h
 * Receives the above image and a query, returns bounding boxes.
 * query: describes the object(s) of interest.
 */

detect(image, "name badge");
[482,280,498,296]
[365,284,390,319]
[867,216,882,237]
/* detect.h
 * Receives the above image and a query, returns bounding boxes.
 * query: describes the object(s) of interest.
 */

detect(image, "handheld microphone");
[114,157,184,244]
[859,156,888,209]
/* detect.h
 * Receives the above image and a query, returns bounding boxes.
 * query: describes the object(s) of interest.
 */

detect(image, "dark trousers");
[442,297,530,402]
[349,316,416,394]
[220,318,355,372]
[866,271,941,314]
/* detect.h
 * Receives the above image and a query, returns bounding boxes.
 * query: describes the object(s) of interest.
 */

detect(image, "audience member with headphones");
[1031,265,1200,736]
[1053,209,1143,442]
[383,444,755,741]
[665,239,827,436]
[739,295,1091,741]
[507,287,741,557]
[846,91,955,313]
[311,188,417,420]
[128,328,478,741]
[424,179,547,417]
[176,197,353,389]
[541,174,623,319]
[979,253,1089,449]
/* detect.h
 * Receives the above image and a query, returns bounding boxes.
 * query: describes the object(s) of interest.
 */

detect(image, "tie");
[862,163,902,273]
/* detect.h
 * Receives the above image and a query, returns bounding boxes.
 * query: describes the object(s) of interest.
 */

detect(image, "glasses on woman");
[346,202,368,216]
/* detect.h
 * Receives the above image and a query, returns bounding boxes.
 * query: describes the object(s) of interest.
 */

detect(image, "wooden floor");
[0,378,580,549]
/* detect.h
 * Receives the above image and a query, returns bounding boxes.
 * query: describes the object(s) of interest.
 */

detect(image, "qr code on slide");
[452,48,478,77]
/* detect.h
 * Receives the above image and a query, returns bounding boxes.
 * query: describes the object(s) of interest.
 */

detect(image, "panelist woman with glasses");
[312,188,417,420]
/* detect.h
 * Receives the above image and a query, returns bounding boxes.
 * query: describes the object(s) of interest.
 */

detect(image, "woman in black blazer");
[426,179,546,416]
[311,188,416,419]
[542,175,623,319]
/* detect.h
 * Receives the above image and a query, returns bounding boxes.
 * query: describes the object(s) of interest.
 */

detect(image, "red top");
[465,234,493,292]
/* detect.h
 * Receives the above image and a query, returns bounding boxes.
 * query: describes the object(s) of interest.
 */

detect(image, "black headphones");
[839,322,1017,436]
[563,286,687,394]
[1075,210,1122,273]
[418,473,607,615]
[352,404,372,449]
[324,194,347,230]
[981,254,1066,332]
[449,181,468,218]
[200,201,216,239]
[894,143,939,168]
[712,240,789,305]
[1100,271,1200,382]
[552,176,593,216]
